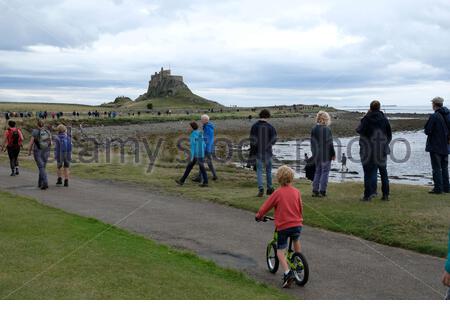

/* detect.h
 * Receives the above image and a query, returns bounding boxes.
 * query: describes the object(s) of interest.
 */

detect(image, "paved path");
[0,166,447,299]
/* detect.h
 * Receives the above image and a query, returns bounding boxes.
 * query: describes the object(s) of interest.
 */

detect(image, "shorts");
[277,226,302,250]
[56,153,71,169]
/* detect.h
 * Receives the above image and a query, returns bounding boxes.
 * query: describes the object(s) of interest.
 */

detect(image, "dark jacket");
[310,124,335,163]
[425,107,450,155]
[249,120,277,160]
[356,110,392,164]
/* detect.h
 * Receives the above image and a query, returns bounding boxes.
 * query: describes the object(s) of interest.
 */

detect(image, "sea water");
[272,131,434,186]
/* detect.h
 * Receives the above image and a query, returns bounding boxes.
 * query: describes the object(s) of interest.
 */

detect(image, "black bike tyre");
[291,252,309,286]
[266,243,279,274]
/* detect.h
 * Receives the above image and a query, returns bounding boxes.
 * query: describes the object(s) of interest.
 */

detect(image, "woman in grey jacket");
[310,111,335,197]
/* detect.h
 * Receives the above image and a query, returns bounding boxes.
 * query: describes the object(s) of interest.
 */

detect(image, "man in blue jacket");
[425,97,450,194]
[193,114,217,182]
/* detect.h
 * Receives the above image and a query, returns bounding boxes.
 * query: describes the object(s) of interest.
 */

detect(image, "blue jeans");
[277,226,302,250]
[312,161,331,193]
[256,158,272,191]
[377,161,390,197]
[33,148,50,187]
[430,152,449,193]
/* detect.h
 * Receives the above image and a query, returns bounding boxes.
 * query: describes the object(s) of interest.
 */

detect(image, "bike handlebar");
[256,216,274,222]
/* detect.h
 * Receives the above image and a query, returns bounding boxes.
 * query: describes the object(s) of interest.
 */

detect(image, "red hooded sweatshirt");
[256,185,303,231]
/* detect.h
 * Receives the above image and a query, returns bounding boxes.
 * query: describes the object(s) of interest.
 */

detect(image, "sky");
[0,0,450,107]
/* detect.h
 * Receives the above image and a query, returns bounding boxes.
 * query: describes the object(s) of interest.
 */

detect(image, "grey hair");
[201,114,210,121]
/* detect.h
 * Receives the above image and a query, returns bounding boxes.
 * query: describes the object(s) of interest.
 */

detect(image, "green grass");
[60,158,449,258]
[0,191,288,299]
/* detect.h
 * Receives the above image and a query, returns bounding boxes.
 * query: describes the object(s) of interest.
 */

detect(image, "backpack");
[36,129,51,150]
[8,128,21,148]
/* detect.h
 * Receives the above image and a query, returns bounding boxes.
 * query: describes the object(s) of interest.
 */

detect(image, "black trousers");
[7,146,20,171]
[181,157,208,184]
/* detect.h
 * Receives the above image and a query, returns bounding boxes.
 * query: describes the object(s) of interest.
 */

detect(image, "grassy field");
[0,102,103,113]
[0,191,288,299]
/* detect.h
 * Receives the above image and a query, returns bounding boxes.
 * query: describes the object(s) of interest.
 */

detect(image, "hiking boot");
[381,195,389,201]
[312,191,322,197]
[56,177,63,185]
[175,179,184,186]
[199,183,208,187]
[64,179,69,187]
[267,188,275,196]
[320,191,327,197]
[282,270,295,288]
[257,189,264,197]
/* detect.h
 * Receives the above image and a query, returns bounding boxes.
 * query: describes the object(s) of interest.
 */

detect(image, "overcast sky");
[1,0,449,107]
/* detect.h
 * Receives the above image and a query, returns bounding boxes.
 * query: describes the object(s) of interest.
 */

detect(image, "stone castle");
[143,67,191,99]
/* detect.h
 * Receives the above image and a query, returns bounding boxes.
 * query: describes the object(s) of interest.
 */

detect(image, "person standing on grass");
[54,124,72,187]
[311,111,335,197]
[28,119,52,190]
[425,97,450,194]
[250,109,277,197]
[176,121,208,187]
[357,100,392,202]
[2,120,24,176]
[193,114,218,183]
[255,165,303,288]
[443,230,450,300]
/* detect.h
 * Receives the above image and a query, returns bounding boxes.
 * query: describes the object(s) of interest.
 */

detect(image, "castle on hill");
[144,67,189,98]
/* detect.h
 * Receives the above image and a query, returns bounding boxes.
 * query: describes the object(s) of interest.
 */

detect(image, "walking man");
[357,100,392,201]
[250,109,277,197]
[193,114,218,182]
[28,120,52,190]
[425,97,450,194]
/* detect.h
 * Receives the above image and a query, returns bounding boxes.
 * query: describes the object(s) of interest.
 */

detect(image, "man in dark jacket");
[250,109,277,197]
[357,100,392,201]
[425,97,450,194]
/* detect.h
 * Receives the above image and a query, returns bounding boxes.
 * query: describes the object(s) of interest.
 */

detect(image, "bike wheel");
[291,252,309,286]
[266,243,279,274]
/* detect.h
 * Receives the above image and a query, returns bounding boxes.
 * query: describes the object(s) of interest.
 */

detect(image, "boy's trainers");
[257,189,264,197]
[64,179,69,187]
[56,177,63,185]
[282,270,295,288]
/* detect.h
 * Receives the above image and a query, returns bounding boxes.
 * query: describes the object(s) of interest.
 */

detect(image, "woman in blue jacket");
[176,121,208,187]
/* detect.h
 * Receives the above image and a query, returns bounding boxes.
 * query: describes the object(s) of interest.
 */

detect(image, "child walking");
[176,121,208,187]
[54,124,72,187]
[255,165,303,288]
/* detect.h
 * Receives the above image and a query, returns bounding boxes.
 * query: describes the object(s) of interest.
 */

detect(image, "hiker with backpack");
[2,120,24,176]
[28,119,52,190]
[425,97,450,194]
[54,124,72,187]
